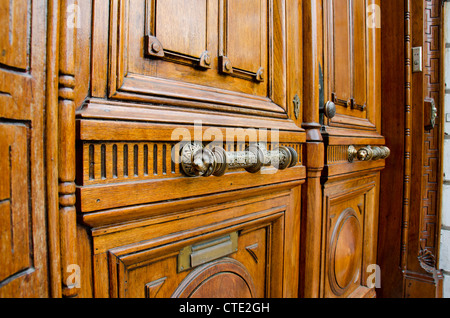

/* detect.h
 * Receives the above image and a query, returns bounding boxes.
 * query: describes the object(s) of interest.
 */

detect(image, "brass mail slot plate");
[177,232,238,272]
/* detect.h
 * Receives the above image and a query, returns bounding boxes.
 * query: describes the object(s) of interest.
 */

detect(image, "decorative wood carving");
[103,197,291,298]
[322,178,377,298]
[327,145,349,164]
[420,0,443,261]
[108,0,288,115]
[80,141,302,187]
[245,244,260,263]
[172,258,256,298]
[328,208,362,296]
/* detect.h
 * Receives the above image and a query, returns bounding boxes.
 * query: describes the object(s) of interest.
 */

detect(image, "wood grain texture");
[70,0,305,298]
[5,0,441,299]
[378,0,444,298]
[0,0,49,297]
[58,0,79,298]
[310,0,385,299]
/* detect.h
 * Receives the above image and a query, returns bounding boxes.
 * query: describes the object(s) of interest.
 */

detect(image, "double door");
[0,0,389,298]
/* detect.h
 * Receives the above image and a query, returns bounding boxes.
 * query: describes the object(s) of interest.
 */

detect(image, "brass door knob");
[348,145,390,163]
[321,101,336,119]
[180,143,298,177]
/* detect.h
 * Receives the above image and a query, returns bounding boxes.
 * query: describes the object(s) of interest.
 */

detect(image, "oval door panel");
[329,208,362,296]
[172,258,256,298]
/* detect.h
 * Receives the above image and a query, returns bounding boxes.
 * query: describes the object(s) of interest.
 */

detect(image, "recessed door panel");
[324,0,375,129]
[0,124,31,284]
[109,0,287,114]
[220,0,267,82]
[0,0,48,297]
[155,0,207,58]
[332,0,351,105]
[106,200,286,298]
[322,174,379,298]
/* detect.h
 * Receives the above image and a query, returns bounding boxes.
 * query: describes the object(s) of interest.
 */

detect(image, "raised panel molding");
[322,175,378,298]
[0,123,32,285]
[219,0,267,82]
[145,277,167,298]
[0,0,30,70]
[144,0,210,66]
[79,140,302,186]
[107,0,288,116]
[322,0,379,132]
[328,207,362,296]
[105,205,286,298]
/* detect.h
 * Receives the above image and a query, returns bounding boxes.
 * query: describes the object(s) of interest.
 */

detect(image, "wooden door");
[301,0,386,298]
[377,0,444,298]
[0,0,49,297]
[71,0,305,298]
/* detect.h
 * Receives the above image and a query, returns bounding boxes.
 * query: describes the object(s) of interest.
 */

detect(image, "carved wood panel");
[72,0,304,298]
[219,0,267,82]
[0,0,48,297]
[0,0,29,70]
[322,174,379,298]
[0,0,32,121]
[420,0,442,258]
[0,123,31,285]
[323,0,378,130]
[108,0,287,115]
[105,197,287,298]
[79,140,302,186]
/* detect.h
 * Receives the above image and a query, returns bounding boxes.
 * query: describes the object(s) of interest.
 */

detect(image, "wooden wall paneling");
[322,0,377,132]
[91,0,110,98]
[282,185,302,297]
[367,0,382,134]
[76,224,94,298]
[81,181,302,229]
[0,0,49,297]
[93,253,110,298]
[74,0,92,108]
[105,0,290,117]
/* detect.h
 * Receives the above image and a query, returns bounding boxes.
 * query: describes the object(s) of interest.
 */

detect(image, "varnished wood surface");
[0,0,49,297]
[378,0,444,298]
[72,0,305,298]
[1,0,443,299]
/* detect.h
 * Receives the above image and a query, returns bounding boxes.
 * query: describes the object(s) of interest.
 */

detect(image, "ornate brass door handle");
[180,142,298,177]
[348,145,390,162]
